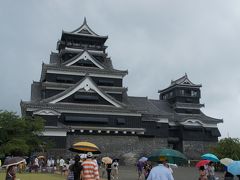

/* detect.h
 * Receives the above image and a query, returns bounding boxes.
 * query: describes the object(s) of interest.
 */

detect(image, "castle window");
[74,94,99,101]
[117,118,126,125]
[56,77,74,83]
[180,90,185,95]
[65,116,109,123]
[98,79,114,86]
[183,81,190,84]
[191,90,197,97]
[185,98,193,103]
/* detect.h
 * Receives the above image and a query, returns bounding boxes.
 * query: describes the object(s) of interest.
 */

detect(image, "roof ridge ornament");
[68,17,99,36]
[83,17,87,25]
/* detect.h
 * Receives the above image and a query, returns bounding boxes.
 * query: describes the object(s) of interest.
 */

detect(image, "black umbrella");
[112,158,120,162]
[2,157,26,167]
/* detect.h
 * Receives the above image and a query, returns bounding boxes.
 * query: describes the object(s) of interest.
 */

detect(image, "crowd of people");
[66,152,120,180]
[3,154,240,180]
[3,152,120,180]
[137,157,174,180]
[198,161,240,180]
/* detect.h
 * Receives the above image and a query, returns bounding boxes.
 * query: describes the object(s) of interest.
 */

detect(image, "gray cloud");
[1,0,240,138]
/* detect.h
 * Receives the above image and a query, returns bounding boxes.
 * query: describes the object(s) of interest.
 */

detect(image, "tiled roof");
[127,97,172,116]
[49,52,60,64]
[40,63,128,81]
[62,50,108,69]
[44,63,127,75]
[22,93,223,124]
[42,81,127,93]
[61,18,108,41]
[173,112,223,123]
[41,76,127,108]
[21,101,137,114]
[60,48,107,56]
[171,74,200,86]
[31,82,42,102]
[159,74,202,93]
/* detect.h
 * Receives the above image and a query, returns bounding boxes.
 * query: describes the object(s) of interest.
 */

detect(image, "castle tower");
[21,19,223,159]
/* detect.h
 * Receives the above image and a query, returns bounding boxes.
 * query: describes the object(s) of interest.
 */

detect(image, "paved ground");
[101,166,226,180]
[0,166,234,180]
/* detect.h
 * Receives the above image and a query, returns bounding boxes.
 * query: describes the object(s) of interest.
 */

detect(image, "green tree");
[212,137,240,160]
[0,110,45,156]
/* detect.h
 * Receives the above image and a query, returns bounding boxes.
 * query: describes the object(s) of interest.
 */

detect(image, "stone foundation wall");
[45,136,218,163]
[183,140,217,159]
[66,134,168,165]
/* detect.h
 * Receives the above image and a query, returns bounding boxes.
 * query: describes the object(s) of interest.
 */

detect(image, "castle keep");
[21,19,223,159]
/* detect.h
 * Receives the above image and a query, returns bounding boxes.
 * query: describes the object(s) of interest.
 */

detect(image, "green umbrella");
[148,148,188,165]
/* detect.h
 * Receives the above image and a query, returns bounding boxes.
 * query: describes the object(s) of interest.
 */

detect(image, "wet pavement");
[101,165,226,180]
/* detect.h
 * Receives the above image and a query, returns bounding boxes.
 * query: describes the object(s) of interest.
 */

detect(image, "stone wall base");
[183,140,217,159]
[65,134,168,165]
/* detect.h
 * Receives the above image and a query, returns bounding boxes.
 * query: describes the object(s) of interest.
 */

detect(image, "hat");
[87,152,93,158]
[159,156,167,161]
[74,155,80,162]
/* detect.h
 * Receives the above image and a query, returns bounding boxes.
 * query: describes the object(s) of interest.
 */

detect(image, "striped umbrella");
[69,141,101,154]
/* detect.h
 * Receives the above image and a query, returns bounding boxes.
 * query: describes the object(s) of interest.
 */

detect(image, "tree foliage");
[212,137,240,160]
[0,110,45,156]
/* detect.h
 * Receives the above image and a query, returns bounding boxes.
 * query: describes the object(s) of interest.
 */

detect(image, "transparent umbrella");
[2,157,26,167]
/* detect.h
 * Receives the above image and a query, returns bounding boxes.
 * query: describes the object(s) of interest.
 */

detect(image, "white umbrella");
[167,163,178,168]
[139,157,148,162]
[220,158,234,166]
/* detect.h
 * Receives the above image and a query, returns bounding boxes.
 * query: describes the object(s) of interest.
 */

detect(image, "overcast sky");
[0,0,240,138]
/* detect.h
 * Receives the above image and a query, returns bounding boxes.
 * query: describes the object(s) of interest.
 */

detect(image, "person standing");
[59,157,65,175]
[69,158,75,165]
[111,160,119,180]
[81,152,100,180]
[223,166,234,180]
[207,162,215,180]
[137,160,144,180]
[106,163,112,180]
[51,157,55,173]
[33,157,39,173]
[147,157,174,180]
[100,162,107,178]
[199,166,208,180]
[68,155,82,180]
[144,162,152,180]
[56,158,60,170]
[5,165,17,180]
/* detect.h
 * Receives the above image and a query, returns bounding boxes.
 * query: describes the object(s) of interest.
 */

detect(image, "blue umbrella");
[227,161,240,175]
[201,153,219,162]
